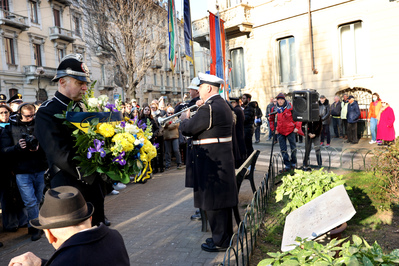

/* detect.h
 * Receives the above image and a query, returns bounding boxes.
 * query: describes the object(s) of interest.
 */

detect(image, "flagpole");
[216,2,227,100]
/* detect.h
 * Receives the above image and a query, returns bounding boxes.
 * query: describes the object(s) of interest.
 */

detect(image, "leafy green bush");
[372,137,399,202]
[258,235,399,266]
[275,169,345,214]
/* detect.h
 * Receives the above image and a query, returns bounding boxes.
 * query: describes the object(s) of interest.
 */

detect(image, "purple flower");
[87,139,106,159]
[137,120,147,130]
[154,143,160,149]
[105,103,118,112]
[120,121,126,128]
[113,151,126,166]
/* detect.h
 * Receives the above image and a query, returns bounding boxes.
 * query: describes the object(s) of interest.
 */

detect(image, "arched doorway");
[336,87,372,138]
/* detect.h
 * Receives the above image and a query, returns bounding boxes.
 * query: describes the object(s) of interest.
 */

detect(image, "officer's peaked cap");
[198,73,224,88]
[52,54,91,83]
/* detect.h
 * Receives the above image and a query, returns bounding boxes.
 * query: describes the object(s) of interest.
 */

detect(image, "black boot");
[31,228,43,241]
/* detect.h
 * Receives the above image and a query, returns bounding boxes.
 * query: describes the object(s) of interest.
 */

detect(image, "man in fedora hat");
[35,54,108,226]
[8,186,129,266]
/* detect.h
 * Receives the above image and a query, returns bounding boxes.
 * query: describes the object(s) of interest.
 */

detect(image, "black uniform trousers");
[50,173,106,226]
[207,207,233,248]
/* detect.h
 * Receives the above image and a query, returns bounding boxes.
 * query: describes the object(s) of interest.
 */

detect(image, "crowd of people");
[0,53,396,262]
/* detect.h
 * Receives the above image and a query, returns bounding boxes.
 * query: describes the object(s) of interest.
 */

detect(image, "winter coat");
[180,94,238,210]
[368,100,382,119]
[0,118,47,174]
[319,99,331,125]
[377,106,395,141]
[347,100,361,124]
[269,100,300,136]
[163,120,180,140]
[341,100,349,119]
[243,102,256,133]
[330,101,342,117]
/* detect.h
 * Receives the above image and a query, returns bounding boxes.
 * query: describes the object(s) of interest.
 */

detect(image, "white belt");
[192,137,232,145]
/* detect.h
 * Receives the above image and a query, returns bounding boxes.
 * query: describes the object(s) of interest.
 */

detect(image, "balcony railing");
[0,9,29,31]
[49,26,76,42]
[23,65,57,84]
[48,0,72,6]
[220,3,253,38]
[192,17,210,49]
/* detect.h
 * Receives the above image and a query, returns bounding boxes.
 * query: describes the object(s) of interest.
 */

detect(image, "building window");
[339,21,365,76]
[166,75,169,86]
[230,48,246,89]
[33,43,42,66]
[73,15,81,37]
[53,8,61,27]
[153,73,157,86]
[57,48,65,63]
[29,1,39,23]
[5,37,15,65]
[1,0,9,11]
[160,73,164,87]
[173,77,175,87]
[278,36,296,83]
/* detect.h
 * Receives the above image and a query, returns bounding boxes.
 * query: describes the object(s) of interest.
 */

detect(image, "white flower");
[134,139,141,146]
[98,95,109,105]
[125,124,139,134]
[87,98,98,108]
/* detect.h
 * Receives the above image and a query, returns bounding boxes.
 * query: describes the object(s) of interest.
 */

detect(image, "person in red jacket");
[269,93,300,173]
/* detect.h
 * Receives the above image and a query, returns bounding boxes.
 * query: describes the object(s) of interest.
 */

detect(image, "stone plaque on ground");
[281,185,356,251]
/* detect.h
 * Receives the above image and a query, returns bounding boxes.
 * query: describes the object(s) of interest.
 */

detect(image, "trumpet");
[158,105,197,126]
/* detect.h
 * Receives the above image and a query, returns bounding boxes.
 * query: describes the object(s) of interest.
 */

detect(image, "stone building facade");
[194,0,399,136]
[0,0,191,106]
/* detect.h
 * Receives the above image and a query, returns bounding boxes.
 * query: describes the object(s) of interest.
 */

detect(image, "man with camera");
[0,103,48,241]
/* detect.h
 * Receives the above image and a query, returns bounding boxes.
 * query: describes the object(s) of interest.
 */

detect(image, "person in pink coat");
[376,101,395,145]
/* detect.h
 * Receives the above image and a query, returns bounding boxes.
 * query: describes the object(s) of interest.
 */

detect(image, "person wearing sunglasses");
[0,103,48,241]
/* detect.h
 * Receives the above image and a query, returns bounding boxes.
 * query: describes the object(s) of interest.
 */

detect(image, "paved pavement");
[0,133,378,265]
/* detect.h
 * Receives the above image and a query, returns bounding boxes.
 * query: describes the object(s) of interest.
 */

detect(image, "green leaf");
[352,235,362,246]
[258,258,275,266]
[73,129,80,135]
[54,113,66,119]
[361,255,374,266]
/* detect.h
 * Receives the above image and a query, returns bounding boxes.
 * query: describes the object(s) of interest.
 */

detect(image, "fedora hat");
[30,186,94,229]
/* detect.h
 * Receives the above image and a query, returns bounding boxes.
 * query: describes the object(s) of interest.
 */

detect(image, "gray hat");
[320,95,326,99]
[30,186,94,229]
[198,73,224,87]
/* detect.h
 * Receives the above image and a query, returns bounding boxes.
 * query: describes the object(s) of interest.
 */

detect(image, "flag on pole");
[168,0,177,71]
[209,12,225,80]
[183,0,193,64]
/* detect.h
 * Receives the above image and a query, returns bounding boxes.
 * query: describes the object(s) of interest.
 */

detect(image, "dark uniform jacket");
[347,100,361,124]
[0,118,47,174]
[41,223,130,266]
[180,94,238,210]
[35,91,84,182]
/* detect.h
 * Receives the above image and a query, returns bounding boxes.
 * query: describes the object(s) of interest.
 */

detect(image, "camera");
[22,133,39,150]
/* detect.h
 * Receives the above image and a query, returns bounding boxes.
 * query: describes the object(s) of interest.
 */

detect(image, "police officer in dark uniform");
[7,94,23,115]
[180,73,238,252]
[0,94,7,105]
[35,54,106,226]
[230,97,247,168]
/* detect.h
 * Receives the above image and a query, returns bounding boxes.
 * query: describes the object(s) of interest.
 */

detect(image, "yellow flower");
[98,123,115,138]
[112,133,135,152]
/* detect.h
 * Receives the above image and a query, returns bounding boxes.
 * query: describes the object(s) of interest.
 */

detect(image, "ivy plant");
[275,169,346,214]
[258,235,399,266]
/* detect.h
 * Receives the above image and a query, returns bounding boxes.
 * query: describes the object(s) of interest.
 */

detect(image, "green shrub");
[372,137,399,202]
[258,235,399,266]
[275,169,345,214]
